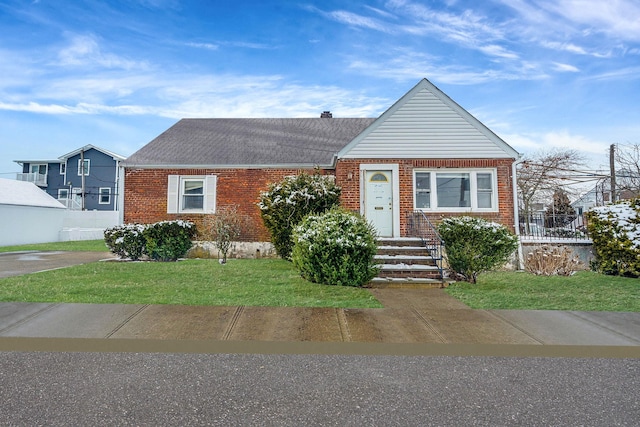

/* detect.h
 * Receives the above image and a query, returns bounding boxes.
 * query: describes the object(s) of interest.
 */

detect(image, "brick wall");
[125,158,516,242]
[335,158,516,233]
[123,167,323,241]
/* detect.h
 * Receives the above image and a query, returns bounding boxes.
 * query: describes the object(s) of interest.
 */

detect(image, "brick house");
[122,79,520,242]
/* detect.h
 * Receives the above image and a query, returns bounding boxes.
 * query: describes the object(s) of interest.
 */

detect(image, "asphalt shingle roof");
[123,118,376,168]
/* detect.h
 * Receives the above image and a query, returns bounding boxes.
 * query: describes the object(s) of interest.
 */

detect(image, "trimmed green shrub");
[258,172,341,259]
[291,209,378,287]
[104,224,147,260]
[586,199,640,277]
[438,216,518,283]
[143,220,197,262]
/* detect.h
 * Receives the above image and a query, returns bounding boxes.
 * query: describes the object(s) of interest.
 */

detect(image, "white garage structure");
[0,178,66,246]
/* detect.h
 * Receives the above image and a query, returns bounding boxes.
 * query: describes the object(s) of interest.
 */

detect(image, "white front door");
[364,170,393,237]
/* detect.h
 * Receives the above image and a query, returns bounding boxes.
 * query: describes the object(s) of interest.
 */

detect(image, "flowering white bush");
[258,172,341,259]
[104,220,196,261]
[438,216,518,283]
[586,199,640,277]
[291,209,378,286]
[104,223,147,260]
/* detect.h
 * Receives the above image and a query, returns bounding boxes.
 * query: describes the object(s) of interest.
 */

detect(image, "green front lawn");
[0,258,382,308]
[445,270,640,312]
[2,241,638,311]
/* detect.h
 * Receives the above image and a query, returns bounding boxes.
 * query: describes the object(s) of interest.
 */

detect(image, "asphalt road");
[1,351,638,426]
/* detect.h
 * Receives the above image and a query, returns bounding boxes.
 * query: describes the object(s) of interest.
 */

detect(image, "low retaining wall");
[520,240,594,270]
[188,241,278,259]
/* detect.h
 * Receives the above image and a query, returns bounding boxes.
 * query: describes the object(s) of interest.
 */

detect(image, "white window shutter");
[167,175,179,213]
[205,175,217,213]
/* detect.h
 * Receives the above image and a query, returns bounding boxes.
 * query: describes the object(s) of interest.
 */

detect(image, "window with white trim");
[414,169,497,211]
[99,187,111,204]
[167,175,217,214]
[77,159,90,176]
[58,189,69,200]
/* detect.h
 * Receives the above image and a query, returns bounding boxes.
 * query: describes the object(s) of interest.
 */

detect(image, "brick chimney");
[320,111,332,118]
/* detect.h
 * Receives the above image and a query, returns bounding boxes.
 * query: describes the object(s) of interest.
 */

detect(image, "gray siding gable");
[338,79,520,160]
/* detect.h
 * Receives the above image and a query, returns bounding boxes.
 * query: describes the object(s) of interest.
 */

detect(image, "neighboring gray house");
[14,145,125,211]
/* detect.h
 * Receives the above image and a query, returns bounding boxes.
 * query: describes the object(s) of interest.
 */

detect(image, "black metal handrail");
[406,210,445,279]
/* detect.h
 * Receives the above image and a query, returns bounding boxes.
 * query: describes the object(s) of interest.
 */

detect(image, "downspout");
[117,164,125,225]
[113,160,120,212]
[512,156,524,270]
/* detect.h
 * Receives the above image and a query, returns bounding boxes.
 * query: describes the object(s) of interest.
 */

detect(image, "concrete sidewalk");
[1,289,638,347]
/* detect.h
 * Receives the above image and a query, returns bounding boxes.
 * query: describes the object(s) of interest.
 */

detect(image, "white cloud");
[479,44,519,59]
[345,48,547,84]
[502,130,609,158]
[327,10,393,33]
[553,62,580,72]
[0,69,390,120]
[56,33,148,70]
[542,0,640,42]
[185,42,219,51]
[582,66,640,81]
[186,40,275,50]
[0,101,153,115]
[541,41,587,55]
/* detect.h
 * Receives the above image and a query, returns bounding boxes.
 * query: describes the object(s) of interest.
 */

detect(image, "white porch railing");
[16,173,47,187]
[58,198,83,210]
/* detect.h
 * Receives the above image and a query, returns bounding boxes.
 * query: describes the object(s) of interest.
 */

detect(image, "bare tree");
[202,205,249,264]
[517,149,584,232]
[614,143,640,199]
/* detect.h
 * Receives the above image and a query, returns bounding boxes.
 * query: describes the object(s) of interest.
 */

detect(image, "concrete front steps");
[368,237,447,289]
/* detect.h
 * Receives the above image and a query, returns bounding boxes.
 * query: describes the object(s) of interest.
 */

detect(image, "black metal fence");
[519,212,590,240]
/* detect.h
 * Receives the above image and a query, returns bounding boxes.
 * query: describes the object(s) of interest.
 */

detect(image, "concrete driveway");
[0,250,115,278]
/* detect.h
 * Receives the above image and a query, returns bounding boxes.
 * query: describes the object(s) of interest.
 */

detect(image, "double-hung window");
[77,159,90,176]
[181,179,204,210]
[414,169,497,211]
[99,187,111,205]
[167,175,217,214]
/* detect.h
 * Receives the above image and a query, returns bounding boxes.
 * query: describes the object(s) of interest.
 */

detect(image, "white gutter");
[120,163,336,170]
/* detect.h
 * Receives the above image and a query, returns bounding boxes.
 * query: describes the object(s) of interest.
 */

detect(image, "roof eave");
[60,144,126,161]
[120,162,337,170]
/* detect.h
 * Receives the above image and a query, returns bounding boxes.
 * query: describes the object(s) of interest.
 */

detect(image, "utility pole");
[610,144,616,203]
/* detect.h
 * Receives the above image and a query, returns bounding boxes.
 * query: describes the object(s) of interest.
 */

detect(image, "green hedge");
[438,216,518,283]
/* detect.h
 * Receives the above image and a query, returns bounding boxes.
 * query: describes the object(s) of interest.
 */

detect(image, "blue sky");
[1,0,639,178]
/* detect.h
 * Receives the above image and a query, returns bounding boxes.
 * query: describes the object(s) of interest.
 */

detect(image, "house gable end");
[338,78,520,160]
